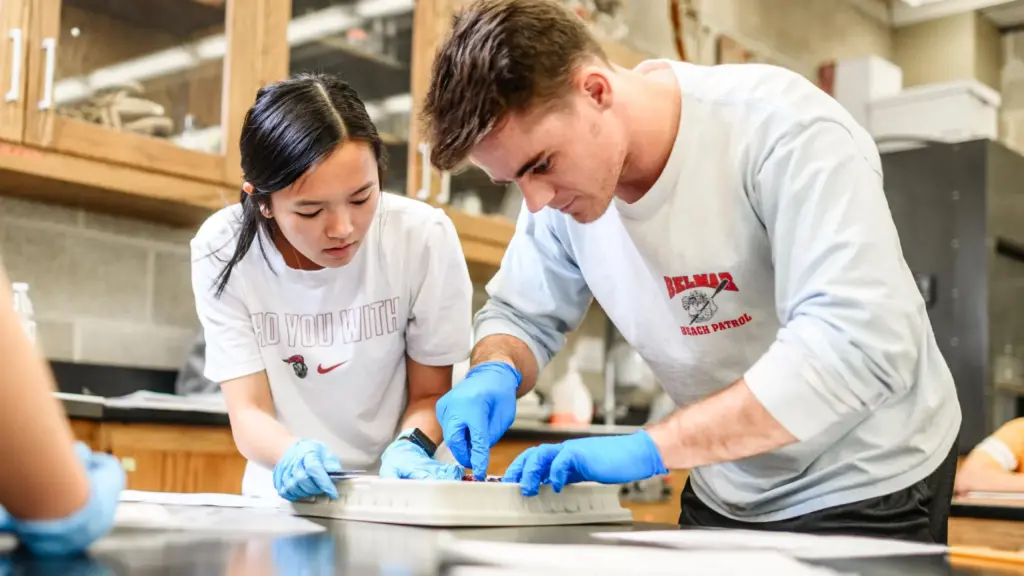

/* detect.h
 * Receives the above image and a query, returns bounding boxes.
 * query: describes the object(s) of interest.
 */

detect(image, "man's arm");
[646,378,796,469]
[470,335,539,397]
[471,207,594,393]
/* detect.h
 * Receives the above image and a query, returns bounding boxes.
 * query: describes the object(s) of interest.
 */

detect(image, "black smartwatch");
[398,427,438,457]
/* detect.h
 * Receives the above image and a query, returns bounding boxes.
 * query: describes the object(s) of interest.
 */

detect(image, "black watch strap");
[401,427,438,457]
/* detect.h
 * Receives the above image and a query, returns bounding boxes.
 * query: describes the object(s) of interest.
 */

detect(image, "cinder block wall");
[0,196,197,370]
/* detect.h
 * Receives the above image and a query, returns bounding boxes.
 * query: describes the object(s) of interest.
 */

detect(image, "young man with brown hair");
[427,0,961,542]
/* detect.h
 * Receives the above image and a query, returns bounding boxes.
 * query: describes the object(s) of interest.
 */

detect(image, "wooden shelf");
[0,141,229,227]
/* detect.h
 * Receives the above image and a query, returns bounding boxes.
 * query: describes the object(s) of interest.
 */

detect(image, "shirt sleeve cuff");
[475,317,550,375]
[978,437,1019,471]
[407,349,470,367]
[204,359,265,385]
[743,340,842,442]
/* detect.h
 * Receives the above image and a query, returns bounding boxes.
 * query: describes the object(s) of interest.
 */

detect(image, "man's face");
[268,141,380,269]
[468,74,626,224]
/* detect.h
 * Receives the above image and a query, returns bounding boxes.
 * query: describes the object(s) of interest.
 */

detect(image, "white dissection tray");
[281,477,633,527]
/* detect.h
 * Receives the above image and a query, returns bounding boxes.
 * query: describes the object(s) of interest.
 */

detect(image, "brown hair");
[421,0,608,171]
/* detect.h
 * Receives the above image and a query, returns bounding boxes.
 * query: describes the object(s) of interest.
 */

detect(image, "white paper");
[120,489,285,509]
[964,491,1024,500]
[54,391,107,404]
[114,502,325,534]
[439,537,841,576]
[103,390,228,413]
[55,390,229,413]
[592,529,946,559]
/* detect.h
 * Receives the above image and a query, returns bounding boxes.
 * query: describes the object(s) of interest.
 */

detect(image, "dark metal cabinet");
[880,139,1024,451]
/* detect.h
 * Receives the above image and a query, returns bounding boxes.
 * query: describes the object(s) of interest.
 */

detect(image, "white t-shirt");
[191,192,472,497]
[476,60,961,521]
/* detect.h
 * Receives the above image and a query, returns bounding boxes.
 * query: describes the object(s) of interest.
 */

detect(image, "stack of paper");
[591,529,946,559]
[439,537,844,576]
[964,491,1024,500]
[120,490,284,509]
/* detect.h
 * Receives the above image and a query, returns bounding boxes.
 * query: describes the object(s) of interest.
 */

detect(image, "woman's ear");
[244,181,273,218]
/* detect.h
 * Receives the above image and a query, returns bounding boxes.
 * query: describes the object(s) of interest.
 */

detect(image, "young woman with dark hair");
[191,73,471,501]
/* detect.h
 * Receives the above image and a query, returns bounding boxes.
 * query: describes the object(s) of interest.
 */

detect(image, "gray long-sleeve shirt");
[475,60,961,521]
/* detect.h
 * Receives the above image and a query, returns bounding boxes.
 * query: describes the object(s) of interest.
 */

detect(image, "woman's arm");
[220,370,298,469]
[402,358,454,445]
[0,273,91,520]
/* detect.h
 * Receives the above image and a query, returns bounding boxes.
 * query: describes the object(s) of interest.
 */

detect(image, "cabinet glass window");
[288,0,413,194]
[51,0,227,154]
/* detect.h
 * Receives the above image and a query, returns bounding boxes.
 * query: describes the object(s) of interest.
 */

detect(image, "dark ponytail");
[211,73,386,298]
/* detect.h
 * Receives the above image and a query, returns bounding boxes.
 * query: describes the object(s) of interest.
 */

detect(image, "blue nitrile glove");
[13,442,125,556]
[436,361,522,480]
[378,439,464,481]
[503,431,667,496]
[0,504,13,532]
[273,439,343,501]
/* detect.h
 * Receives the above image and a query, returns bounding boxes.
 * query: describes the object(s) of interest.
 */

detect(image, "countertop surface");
[0,510,998,575]
[952,495,1024,521]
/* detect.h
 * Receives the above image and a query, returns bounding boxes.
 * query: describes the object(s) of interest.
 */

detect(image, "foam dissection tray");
[282,477,633,527]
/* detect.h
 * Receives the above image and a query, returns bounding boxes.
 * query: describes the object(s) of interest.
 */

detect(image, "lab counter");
[0,513,997,575]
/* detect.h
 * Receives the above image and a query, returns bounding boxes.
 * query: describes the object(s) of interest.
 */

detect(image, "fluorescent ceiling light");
[53,0,413,106]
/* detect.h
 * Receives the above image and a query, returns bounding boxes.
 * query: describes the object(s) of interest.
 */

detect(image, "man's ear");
[577,65,614,111]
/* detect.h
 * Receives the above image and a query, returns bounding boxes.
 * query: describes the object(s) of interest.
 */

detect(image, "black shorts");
[678,438,959,544]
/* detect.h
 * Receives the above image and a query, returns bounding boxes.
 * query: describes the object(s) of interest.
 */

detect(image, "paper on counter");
[591,529,946,559]
[114,502,325,534]
[120,490,285,508]
[439,537,843,576]
[964,491,1024,500]
[102,390,228,413]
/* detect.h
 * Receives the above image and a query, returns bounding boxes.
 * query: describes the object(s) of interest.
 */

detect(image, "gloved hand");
[436,361,522,480]
[378,439,464,481]
[13,442,125,556]
[0,504,13,532]
[503,431,667,496]
[273,439,343,501]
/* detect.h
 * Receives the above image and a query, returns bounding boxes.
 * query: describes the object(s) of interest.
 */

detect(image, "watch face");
[406,428,437,456]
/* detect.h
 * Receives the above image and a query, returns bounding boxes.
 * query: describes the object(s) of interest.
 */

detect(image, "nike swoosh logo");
[317,362,347,374]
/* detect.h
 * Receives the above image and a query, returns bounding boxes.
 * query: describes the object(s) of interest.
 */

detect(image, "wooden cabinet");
[0,0,29,143]
[1,0,653,261]
[70,419,246,494]
[11,0,272,186]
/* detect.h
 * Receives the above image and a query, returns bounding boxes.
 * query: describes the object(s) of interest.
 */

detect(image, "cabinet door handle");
[38,37,56,111]
[5,28,22,103]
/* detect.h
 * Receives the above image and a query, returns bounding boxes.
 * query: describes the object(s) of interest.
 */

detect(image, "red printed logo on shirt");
[317,361,347,374]
[663,272,752,337]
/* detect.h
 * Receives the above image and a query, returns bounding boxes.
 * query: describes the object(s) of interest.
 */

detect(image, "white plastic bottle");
[994,343,1023,390]
[12,282,37,344]
[550,347,594,426]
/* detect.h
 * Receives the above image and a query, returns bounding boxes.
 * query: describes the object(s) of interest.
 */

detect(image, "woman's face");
[258,140,381,269]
